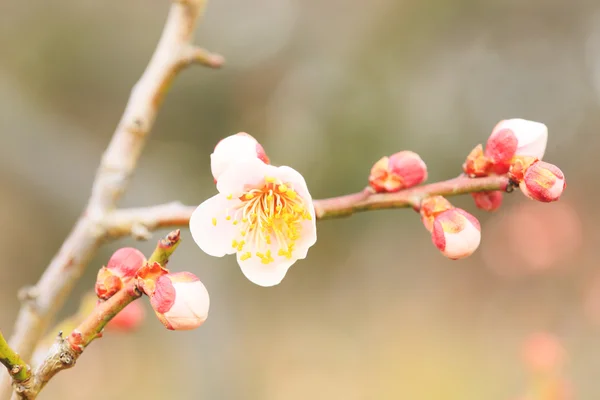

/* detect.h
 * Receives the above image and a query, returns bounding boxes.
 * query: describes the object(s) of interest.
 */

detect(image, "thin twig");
[1,0,217,397]
[103,175,510,237]
[0,331,30,386]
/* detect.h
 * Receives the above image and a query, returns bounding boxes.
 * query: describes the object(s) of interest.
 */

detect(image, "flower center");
[229,177,312,264]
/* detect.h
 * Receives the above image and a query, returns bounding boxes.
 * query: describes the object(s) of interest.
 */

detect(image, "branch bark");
[103,175,510,236]
[1,0,217,397]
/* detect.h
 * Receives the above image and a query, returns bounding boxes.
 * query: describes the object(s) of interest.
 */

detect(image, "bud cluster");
[420,196,481,260]
[364,118,566,261]
[95,240,209,332]
[463,118,566,206]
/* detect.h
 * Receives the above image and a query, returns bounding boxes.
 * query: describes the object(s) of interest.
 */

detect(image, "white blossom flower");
[190,158,317,286]
[210,133,269,182]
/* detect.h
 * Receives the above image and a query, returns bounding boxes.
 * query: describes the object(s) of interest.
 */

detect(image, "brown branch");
[103,175,510,237]
[1,0,217,397]
[13,231,181,399]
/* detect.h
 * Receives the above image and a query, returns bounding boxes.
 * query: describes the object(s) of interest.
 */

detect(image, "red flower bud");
[420,195,454,232]
[368,151,427,193]
[107,301,146,332]
[471,191,503,212]
[485,119,548,174]
[95,248,146,300]
[106,248,147,279]
[519,161,566,203]
[149,272,209,331]
[95,267,122,300]
[463,144,492,177]
[431,208,481,260]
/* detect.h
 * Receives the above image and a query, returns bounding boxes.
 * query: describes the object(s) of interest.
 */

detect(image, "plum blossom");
[486,118,548,174]
[369,151,428,193]
[431,208,481,260]
[519,161,566,203]
[95,248,146,300]
[211,133,269,182]
[190,158,317,287]
[150,272,210,331]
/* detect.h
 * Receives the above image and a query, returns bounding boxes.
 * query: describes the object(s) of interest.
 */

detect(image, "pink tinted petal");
[494,119,548,160]
[236,251,296,287]
[216,158,271,197]
[211,134,260,180]
[276,165,313,202]
[189,194,241,257]
[150,275,176,313]
[292,215,317,260]
[163,278,210,330]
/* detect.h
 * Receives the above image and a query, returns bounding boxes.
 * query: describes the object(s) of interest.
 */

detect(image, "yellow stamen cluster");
[222,176,312,264]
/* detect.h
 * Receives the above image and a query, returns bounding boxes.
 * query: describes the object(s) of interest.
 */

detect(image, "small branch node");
[17,286,39,304]
[181,45,225,69]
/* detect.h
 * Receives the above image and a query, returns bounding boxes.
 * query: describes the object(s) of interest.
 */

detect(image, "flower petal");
[190,194,242,257]
[236,250,296,287]
[217,158,273,197]
[494,119,548,160]
[276,165,313,203]
[211,134,261,180]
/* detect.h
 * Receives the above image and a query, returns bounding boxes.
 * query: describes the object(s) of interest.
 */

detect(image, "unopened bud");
[211,133,270,182]
[431,208,481,260]
[149,272,209,331]
[107,301,146,332]
[106,248,147,280]
[95,267,122,300]
[519,161,566,203]
[95,248,146,300]
[471,191,503,212]
[368,151,427,193]
[420,195,454,232]
[462,144,491,177]
[485,119,548,174]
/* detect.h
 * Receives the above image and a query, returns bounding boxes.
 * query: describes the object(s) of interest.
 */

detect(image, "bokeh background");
[0,0,597,398]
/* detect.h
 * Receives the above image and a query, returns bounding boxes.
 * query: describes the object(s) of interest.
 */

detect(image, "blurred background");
[0,0,597,398]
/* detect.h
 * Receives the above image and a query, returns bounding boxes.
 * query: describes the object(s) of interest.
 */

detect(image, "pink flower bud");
[420,195,454,232]
[462,144,491,177]
[485,119,548,174]
[211,133,270,182]
[95,248,146,300]
[519,161,566,203]
[368,151,427,193]
[149,272,209,331]
[471,191,503,212]
[106,248,147,279]
[95,267,122,300]
[431,208,481,260]
[107,301,146,332]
